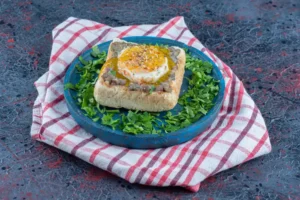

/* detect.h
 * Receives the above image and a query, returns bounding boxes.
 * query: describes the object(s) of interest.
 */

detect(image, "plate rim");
[64,36,225,139]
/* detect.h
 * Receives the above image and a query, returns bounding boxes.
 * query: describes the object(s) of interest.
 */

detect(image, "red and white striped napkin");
[30,16,271,192]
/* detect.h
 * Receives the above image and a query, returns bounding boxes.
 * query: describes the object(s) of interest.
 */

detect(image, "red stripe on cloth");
[125,149,155,180]
[175,27,188,40]
[70,136,96,155]
[42,118,70,134]
[223,80,232,102]
[34,29,113,138]
[89,144,111,163]
[31,134,40,140]
[45,28,111,92]
[117,25,138,38]
[107,149,130,172]
[170,75,239,185]
[82,28,111,51]
[53,40,80,54]
[173,24,187,31]
[143,24,160,36]
[63,29,91,45]
[155,141,199,186]
[218,65,234,114]
[56,57,69,67]
[221,61,233,78]
[187,183,201,192]
[163,32,177,40]
[216,139,251,155]
[31,133,45,140]
[42,94,64,114]
[181,76,244,185]
[50,24,105,65]
[48,69,60,78]
[215,127,270,149]
[150,134,207,186]
[244,131,270,162]
[220,73,233,112]
[53,18,80,39]
[203,48,217,63]
[39,112,71,135]
[48,86,62,98]
[188,37,197,46]
[46,67,68,88]
[134,149,165,182]
[145,146,181,185]
[208,50,218,62]
[53,125,81,146]
[235,116,266,130]
[141,53,233,186]
[39,28,112,117]
[157,17,181,37]
[202,48,219,66]
[32,120,41,125]
[210,106,258,175]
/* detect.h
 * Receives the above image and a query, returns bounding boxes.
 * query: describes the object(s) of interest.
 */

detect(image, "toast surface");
[94,38,186,112]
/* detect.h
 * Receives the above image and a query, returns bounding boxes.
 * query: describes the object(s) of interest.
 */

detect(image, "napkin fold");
[30,16,271,192]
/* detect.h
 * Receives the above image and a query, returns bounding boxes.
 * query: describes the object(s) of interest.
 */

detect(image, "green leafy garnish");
[162,53,219,132]
[149,85,156,94]
[70,49,107,119]
[101,113,120,130]
[91,46,101,57]
[79,56,89,66]
[121,111,161,135]
[65,46,219,135]
[110,70,116,76]
[64,83,77,90]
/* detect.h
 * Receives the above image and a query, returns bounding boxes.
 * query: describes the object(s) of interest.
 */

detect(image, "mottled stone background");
[0,0,299,199]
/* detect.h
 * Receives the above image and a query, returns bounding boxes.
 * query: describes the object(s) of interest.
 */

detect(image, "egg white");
[117,47,169,83]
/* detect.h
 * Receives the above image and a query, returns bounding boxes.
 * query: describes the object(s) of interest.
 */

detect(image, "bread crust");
[94,39,186,112]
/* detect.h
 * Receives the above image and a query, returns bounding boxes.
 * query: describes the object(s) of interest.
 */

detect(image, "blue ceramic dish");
[64,36,225,149]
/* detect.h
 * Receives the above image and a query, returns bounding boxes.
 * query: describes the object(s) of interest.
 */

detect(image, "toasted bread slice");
[93,38,186,112]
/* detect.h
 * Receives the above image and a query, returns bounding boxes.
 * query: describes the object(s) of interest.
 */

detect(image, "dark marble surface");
[0,0,299,199]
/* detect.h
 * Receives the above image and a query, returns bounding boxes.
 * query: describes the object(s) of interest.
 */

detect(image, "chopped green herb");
[64,83,77,90]
[91,46,102,57]
[149,85,156,94]
[79,56,89,66]
[101,113,120,130]
[121,111,159,134]
[162,52,219,132]
[110,70,116,76]
[106,109,120,113]
[65,48,219,135]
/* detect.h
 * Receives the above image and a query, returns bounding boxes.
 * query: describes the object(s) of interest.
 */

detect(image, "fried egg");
[117,45,169,84]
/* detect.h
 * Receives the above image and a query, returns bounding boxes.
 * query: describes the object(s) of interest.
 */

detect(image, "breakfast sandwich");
[94,38,186,112]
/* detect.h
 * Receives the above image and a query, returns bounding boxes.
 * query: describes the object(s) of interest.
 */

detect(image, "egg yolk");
[118,45,166,73]
[100,45,175,85]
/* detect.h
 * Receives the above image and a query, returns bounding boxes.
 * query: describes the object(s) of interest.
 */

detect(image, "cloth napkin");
[30,16,272,192]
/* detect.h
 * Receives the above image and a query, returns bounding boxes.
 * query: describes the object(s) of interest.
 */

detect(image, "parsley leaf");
[65,48,219,135]
[121,111,160,135]
[102,113,120,130]
[149,85,156,94]
[64,83,77,90]
[110,70,116,76]
[91,46,101,57]
[79,56,89,66]
[163,54,219,132]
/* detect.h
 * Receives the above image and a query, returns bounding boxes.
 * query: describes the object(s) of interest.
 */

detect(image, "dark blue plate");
[64,36,225,149]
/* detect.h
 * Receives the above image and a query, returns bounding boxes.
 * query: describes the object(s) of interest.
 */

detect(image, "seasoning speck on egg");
[118,45,170,84]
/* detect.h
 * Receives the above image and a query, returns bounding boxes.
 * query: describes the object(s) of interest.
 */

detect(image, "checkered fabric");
[30,16,271,192]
